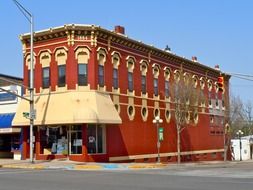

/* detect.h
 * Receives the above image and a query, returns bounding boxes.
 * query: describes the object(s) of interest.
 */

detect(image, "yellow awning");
[12,90,122,126]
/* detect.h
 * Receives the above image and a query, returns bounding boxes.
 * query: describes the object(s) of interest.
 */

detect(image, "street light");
[152,116,163,163]
[236,130,244,161]
[13,0,35,163]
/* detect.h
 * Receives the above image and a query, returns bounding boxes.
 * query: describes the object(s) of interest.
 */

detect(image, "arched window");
[126,56,135,93]
[111,52,121,90]
[192,75,198,88]
[200,77,205,90]
[75,47,90,86]
[39,51,51,89]
[25,53,36,88]
[97,48,106,87]
[55,47,68,87]
[152,64,160,97]
[174,70,180,83]
[164,67,171,98]
[140,60,148,95]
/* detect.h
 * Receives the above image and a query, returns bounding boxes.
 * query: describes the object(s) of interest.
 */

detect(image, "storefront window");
[0,135,11,151]
[40,126,68,155]
[87,124,106,154]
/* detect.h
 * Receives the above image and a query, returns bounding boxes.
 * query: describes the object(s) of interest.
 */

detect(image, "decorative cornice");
[19,24,229,78]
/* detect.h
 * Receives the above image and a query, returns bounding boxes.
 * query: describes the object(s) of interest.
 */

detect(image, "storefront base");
[21,124,109,163]
[13,151,21,160]
[0,151,13,158]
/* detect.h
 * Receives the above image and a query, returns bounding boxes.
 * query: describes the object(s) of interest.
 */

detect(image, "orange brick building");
[13,24,230,162]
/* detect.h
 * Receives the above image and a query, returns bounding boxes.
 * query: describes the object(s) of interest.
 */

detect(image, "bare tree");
[173,73,205,164]
[243,101,253,135]
[229,94,245,138]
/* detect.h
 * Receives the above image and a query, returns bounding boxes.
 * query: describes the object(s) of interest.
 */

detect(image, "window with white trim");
[128,72,133,92]
[78,64,88,86]
[153,65,160,96]
[42,67,50,88]
[154,78,158,96]
[165,81,169,98]
[55,48,67,88]
[127,57,135,92]
[97,49,106,88]
[98,65,104,87]
[140,61,148,95]
[75,47,90,86]
[113,68,118,89]
[141,75,146,94]
[58,65,66,87]
[112,53,120,90]
[164,68,171,98]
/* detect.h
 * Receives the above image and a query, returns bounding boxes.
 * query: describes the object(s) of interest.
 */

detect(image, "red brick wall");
[21,31,227,162]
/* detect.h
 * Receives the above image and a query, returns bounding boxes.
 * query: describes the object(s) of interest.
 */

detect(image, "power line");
[227,72,253,78]
[232,75,253,81]
[226,72,253,81]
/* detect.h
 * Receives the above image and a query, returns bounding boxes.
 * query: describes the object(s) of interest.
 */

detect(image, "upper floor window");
[55,48,67,88]
[174,70,180,83]
[192,75,198,88]
[165,80,169,98]
[58,65,66,87]
[154,78,158,96]
[200,77,205,90]
[141,75,146,94]
[207,79,213,92]
[128,72,133,92]
[113,68,118,89]
[97,48,106,89]
[164,67,171,98]
[111,52,120,90]
[78,64,88,86]
[112,51,120,89]
[183,72,190,85]
[26,54,36,88]
[152,64,160,96]
[40,51,51,89]
[42,67,50,89]
[126,56,135,93]
[140,60,148,95]
[98,65,104,87]
[75,47,90,86]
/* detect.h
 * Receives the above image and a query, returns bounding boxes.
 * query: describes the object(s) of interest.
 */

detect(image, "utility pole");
[13,0,35,163]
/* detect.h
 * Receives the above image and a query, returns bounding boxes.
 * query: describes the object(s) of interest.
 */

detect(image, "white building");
[231,135,253,161]
[0,74,23,159]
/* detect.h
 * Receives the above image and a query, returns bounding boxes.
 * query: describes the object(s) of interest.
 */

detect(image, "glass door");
[69,125,82,155]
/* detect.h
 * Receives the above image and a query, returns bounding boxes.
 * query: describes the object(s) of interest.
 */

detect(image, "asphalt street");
[1,163,253,190]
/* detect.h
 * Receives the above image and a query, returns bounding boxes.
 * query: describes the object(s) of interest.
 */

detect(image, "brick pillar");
[82,124,87,161]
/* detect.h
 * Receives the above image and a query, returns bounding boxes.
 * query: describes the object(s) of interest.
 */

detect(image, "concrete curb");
[0,163,168,171]
[1,164,45,170]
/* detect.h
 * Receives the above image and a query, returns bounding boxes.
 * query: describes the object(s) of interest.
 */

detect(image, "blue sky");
[1,0,253,103]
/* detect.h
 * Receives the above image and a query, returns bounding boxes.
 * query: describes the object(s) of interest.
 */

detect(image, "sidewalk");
[0,159,251,171]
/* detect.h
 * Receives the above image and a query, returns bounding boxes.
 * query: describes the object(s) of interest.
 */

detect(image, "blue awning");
[0,113,15,128]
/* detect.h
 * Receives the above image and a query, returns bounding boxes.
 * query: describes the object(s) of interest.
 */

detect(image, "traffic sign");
[159,127,164,141]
